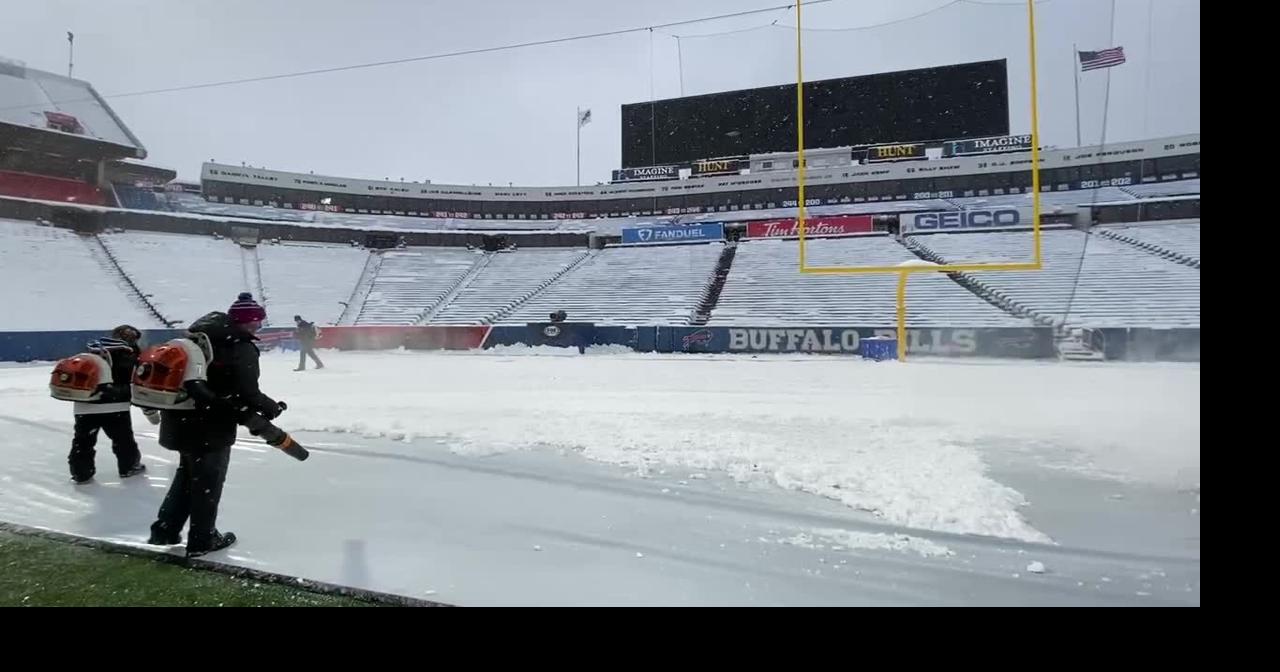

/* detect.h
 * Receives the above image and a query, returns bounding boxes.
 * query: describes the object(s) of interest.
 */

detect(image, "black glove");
[99,383,131,404]
[275,401,288,415]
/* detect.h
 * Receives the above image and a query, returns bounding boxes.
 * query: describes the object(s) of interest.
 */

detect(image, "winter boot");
[186,530,237,558]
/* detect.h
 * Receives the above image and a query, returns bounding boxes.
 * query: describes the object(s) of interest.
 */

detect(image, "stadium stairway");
[338,252,384,325]
[906,233,1067,331]
[485,249,598,324]
[88,234,176,327]
[1094,227,1200,269]
[352,249,481,326]
[240,245,269,319]
[901,234,1107,359]
[899,236,1050,326]
[692,242,738,326]
[417,252,496,324]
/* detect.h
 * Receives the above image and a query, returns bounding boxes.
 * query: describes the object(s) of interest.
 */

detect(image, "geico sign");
[910,209,1020,230]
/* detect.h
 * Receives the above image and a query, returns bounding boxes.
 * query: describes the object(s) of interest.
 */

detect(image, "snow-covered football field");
[0,348,1200,605]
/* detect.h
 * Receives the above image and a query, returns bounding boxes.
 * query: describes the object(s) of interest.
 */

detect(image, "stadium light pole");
[67,31,74,78]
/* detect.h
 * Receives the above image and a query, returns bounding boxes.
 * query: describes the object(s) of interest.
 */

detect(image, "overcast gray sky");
[1,0,1199,184]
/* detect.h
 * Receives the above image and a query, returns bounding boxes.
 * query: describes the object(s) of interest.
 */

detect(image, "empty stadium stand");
[0,170,107,205]
[111,183,167,211]
[354,248,482,325]
[99,230,252,326]
[160,190,315,223]
[258,242,372,325]
[429,248,591,325]
[949,187,1134,210]
[1122,179,1201,199]
[1096,220,1200,267]
[908,227,1200,328]
[708,235,1031,327]
[0,218,162,329]
[501,243,724,325]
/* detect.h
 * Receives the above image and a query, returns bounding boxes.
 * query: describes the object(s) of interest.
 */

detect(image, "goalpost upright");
[793,0,1045,359]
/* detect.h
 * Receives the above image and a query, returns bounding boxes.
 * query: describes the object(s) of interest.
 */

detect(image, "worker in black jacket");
[148,294,285,557]
[292,315,324,371]
[68,325,147,483]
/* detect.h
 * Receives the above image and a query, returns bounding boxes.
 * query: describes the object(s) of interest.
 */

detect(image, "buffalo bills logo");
[682,329,713,349]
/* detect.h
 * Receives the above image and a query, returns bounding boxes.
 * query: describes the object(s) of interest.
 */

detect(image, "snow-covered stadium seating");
[318,212,557,232]
[148,181,1209,239]
[354,249,482,325]
[430,249,590,325]
[161,191,315,223]
[1,219,162,330]
[164,191,564,232]
[1098,221,1200,266]
[112,184,167,211]
[258,242,371,325]
[909,228,1200,328]
[502,244,724,325]
[100,230,251,326]
[709,235,1031,327]
[1123,179,1200,199]
[950,187,1135,210]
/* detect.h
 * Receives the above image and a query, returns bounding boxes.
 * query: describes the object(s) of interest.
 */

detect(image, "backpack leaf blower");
[132,334,309,461]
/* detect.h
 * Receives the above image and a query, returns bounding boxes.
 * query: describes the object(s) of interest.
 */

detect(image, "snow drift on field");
[0,350,1200,543]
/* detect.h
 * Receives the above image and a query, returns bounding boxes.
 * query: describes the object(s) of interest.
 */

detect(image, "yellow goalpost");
[793,0,1045,360]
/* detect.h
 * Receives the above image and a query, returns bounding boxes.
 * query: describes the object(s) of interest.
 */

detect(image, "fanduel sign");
[905,208,1024,232]
[746,214,873,239]
[621,222,725,245]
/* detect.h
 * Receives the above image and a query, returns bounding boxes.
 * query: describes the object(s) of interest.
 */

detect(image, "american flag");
[1079,47,1126,71]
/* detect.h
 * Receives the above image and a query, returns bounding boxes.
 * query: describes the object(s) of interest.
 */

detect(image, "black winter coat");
[295,320,318,344]
[159,312,279,452]
[85,337,139,404]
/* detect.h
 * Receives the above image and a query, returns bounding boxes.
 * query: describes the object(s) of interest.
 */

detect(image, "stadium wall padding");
[483,324,638,351]
[0,326,489,362]
[654,326,1058,358]
[0,325,1200,362]
[1094,328,1200,362]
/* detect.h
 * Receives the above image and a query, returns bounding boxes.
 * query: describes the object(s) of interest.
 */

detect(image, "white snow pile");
[780,529,953,558]
[266,352,1071,540]
[1026,561,1047,574]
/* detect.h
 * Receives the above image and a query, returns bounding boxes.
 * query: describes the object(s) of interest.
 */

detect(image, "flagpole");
[676,36,685,96]
[67,32,74,78]
[1072,43,1081,147]
[576,108,581,186]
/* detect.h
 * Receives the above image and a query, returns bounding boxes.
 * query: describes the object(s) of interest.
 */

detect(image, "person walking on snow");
[148,293,285,557]
[68,324,147,483]
[293,315,324,371]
